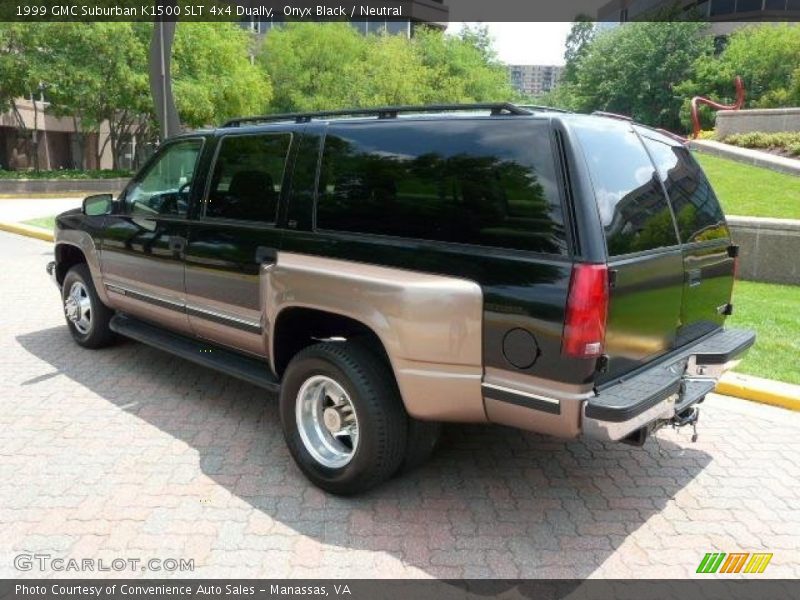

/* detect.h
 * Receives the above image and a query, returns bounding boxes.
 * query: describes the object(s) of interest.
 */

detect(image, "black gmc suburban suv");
[47,103,755,494]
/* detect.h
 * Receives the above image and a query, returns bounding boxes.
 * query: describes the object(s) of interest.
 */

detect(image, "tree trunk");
[31,94,40,172]
[71,116,85,170]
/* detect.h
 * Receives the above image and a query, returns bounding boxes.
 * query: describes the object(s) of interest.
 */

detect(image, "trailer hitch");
[672,406,700,442]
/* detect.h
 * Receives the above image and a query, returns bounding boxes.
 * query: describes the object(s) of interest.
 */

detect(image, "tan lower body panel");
[188,315,266,358]
[482,367,593,438]
[393,358,485,422]
[54,230,111,306]
[105,289,191,334]
[484,397,583,439]
[267,252,486,422]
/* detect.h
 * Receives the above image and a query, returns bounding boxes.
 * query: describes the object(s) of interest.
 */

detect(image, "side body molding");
[54,229,112,306]
[265,252,486,422]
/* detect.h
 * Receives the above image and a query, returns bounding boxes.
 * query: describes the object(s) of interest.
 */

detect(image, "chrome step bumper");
[583,328,755,442]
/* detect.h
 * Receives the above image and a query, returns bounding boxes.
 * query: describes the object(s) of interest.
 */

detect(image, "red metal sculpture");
[690,76,746,139]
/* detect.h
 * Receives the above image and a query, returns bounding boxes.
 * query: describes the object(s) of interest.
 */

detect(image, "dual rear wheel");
[280,341,441,495]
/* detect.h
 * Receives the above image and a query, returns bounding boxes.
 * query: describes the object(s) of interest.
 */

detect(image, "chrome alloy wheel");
[64,281,92,334]
[296,375,360,469]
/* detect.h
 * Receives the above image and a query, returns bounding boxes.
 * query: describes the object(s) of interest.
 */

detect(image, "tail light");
[728,243,740,280]
[562,264,609,359]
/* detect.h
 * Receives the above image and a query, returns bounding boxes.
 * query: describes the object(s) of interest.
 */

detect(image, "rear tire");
[62,264,116,349]
[279,342,408,495]
[398,419,442,475]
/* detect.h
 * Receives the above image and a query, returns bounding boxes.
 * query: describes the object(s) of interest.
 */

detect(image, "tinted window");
[316,120,567,254]
[574,120,679,256]
[643,137,729,243]
[205,133,291,222]
[126,139,203,217]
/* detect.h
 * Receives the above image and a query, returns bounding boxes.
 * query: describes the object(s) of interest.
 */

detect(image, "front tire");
[62,264,116,349]
[279,342,408,495]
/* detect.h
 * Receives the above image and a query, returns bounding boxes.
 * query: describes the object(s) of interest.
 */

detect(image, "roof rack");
[221,102,533,128]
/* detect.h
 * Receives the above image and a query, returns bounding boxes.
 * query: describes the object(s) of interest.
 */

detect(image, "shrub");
[0,169,133,180]
[722,132,800,157]
[696,129,718,140]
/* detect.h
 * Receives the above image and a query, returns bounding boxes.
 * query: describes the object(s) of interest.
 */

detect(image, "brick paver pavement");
[1,230,799,579]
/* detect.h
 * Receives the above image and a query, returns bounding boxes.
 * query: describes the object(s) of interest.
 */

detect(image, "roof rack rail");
[517,104,570,113]
[592,111,634,121]
[222,103,532,128]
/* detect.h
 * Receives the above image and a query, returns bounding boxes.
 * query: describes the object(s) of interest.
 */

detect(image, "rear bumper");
[582,328,756,442]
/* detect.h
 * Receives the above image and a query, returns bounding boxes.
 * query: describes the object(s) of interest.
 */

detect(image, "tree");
[565,21,712,130]
[11,22,270,169]
[675,23,800,126]
[259,22,382,112]
[172,22,271,128]
[0,24,47,170]
[37,22,150,169]
[412,25,515,104]
[258,23,514,113]
[562,16,595,85]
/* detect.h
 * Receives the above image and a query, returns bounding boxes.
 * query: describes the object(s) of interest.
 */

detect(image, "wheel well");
[272,308,389,378]
[55,244,87,285]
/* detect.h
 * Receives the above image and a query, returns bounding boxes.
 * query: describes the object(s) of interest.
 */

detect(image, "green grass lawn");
[22,216,56,230]
[727,281,800,385]
[694,152,800,220]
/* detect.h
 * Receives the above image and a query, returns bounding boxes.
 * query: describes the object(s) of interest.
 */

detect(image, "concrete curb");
[1,218,798,412]
[690,139,800,177]
[717,372,800,412]
[0,220,54,242]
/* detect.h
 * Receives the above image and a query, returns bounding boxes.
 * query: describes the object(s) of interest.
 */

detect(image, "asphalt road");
[1,231,798,578]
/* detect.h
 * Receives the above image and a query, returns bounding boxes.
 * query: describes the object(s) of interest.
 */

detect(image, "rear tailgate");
[638,132,736,347]
[571,119,685,382]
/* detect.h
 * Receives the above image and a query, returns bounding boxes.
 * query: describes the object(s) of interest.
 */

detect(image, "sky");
[446,22,573,66]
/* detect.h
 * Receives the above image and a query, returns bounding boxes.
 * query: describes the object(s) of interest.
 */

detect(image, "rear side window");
[316,119,567,255]
[205,133,292,223]
[574,121,679,256]
[642,137,729,243]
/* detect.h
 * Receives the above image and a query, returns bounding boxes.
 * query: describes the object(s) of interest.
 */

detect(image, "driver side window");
[126,139,203,217]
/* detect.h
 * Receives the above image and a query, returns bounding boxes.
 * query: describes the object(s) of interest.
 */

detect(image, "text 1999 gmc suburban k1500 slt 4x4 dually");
[47,103,755,494]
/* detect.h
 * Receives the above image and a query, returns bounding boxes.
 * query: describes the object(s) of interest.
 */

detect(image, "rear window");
[573,120,679,257]
[315,119,567,255]
[642,137,729,243]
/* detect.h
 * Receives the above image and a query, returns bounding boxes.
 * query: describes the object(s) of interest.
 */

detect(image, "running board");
[109,315,280,392]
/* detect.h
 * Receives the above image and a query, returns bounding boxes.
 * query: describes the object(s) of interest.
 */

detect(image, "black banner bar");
[1,580,799,600]
[2,0,800,22]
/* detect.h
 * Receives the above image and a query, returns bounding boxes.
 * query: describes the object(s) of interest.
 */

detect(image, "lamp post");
[149,2,181,141]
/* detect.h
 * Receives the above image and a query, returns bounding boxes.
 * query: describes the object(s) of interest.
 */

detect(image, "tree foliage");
[562,21,712,130]
[675,23,800,120]
[546,21,800,132]
[0,24,40,117]
[413,24,515,103]
[562,16,595,85]
[35,22,150,168]
[172,22,271,128]
[0,22,269,168]
[258,23,513,112]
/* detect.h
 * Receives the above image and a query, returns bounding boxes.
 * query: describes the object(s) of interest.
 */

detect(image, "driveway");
[0,198,82,223]
[1,231,798,578]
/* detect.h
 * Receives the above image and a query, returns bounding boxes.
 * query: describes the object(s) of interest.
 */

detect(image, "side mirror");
[82,193,114,216]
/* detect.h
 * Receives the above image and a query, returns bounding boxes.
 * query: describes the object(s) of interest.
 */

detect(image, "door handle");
[169,236,186,253]
[255,246,277,264]
[687,268,702,287]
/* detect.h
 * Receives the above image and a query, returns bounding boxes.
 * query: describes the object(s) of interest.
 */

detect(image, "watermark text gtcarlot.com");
[14,553,194,572]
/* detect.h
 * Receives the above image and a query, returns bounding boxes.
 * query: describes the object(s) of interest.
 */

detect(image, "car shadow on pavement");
[17,326,712,578]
